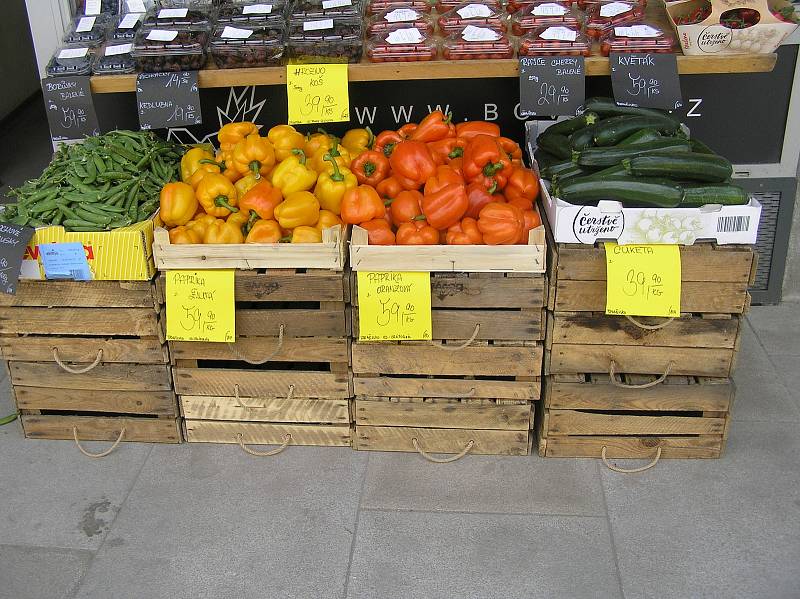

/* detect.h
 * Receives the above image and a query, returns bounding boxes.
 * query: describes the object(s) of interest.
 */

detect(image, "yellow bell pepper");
[313,155,357,215]
[234,173,260,198]
[267,124,306,162]
[341,127,374,158]
[290,226,323,243]
[169,225,202,245]
[186,213,218,238]
[195,173,239,218]
[231,134,276,177]
[226,210,250,236]
[188,162,221,189]
[181,147,216,183]
[215,149,242,184]
[245,219,285,243]
[159,182,198,227]
[218,122,259,153]
[203,218,245,244]
[310,142,351,173]
[274,191,320,229]
[271,150,318,195]
[304,130,335,158]
[315,209,343,232]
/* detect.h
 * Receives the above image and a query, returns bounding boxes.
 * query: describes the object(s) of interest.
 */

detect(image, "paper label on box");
[40,242,92,281]
[385,8,419,22]
[105,43,133,55]
[304,19,334,30]
[118,13,142,29]
[147,29,179,41]
[125,0,147,12]
[166,270,235,343]
[461,24,500,41]
[84,0,101,15]
[357,271,432,341]
[221,26,254,39]
[158,8,188,18]
[457,3,493,18]
[322,0,352,8]
[539,25,577,40]
[58,47,89,59]
[600,1,631,17]
[387,27,423,43]
[76,16,96,33]
[605,242,681,317]
[533,3,567,16]
[614,25,660,37]
[242,3,273,14]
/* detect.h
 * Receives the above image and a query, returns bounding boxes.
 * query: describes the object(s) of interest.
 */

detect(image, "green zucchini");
[541,159,583,179]
[578,163,630,180]
[689,138,716,155]
[681,184,749,207]
[622,153,733,182]
[574,140,692,167]
[551,164,592,183]
[584,97,680,123]
[593,115,680,146]
[616,128,662,146]
[534,150,560,169]
[568,126,595,150]
[537,133,572,160]
[544,112,599,136]
[555,177,683,208]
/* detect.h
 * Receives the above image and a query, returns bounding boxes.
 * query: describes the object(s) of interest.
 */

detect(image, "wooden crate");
[161,269,352,448]
[0,280,179,445]
[538,374,733,459]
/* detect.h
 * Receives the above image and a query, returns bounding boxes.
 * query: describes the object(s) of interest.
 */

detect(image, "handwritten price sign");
[519,56,585,117]
[605,243,681,318]
[610,52,682,111]
[286,64,350,126]
[357,271,432,341]
[166,270,235,343]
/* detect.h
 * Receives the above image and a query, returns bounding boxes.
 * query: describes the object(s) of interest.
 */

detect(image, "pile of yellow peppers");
[159,122,375,244]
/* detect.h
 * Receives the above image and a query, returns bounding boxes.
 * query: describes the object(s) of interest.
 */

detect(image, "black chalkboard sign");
[136,71,202,130]
[610,53,683,111]
[0,224,34,294]
[519,56,585,118]
[41,76,101,143]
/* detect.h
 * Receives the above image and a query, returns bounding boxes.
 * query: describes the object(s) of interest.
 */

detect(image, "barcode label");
[717,215,750,233]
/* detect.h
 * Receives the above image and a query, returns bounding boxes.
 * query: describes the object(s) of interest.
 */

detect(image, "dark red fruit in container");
[585,1,645,39]
[518,24,591,56]
[511,1,581,36]
[599,23,677,55]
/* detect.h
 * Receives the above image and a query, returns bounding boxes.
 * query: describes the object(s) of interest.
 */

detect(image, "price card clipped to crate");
[357,272,432,341]
[166,270,235,342]
[605,243,681,317]
[286,64,350,125]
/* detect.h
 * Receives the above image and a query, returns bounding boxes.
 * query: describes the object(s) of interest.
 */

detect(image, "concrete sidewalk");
[0,305,798,599]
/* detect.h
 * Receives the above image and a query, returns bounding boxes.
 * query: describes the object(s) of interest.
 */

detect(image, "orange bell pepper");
[351,150,390,186]
[398,123,418,139]
[465,181,501,219]
[360,219,395,245]
[455,121,501,140]
[273,191,320,229]
[195,173,239,218]
[518,209,542,245]
[427,137,467,165]
[389,190,424,227]
[159,182,198,227]
[376,176,403,200]
[239,180,283,228]
[498,137,523,162]
[374,130,403,158]
[389,141,437,191]
[446,217,483,245]
[341,185,386,225]
[169,225,202,245]
[463,135,514,185]
[245,219,284,243]
[203,218,245,244]
[218,122,259,153]
[504,167,540,207]
[304,130,335,158]
[424,165,464,196]
[410,110,453,143]
[477,202,524,245]
[315,209,343,232]
[231,134,276,177]
[422,183,468,230]
[396,220,439,245]
[290,226,323,243]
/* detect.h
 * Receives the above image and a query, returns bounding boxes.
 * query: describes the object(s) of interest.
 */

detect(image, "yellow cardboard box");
[21,219,156,281]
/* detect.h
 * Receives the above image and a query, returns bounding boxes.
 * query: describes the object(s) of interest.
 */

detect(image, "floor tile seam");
[341,452,370,599]
[595,460,627,599]
[358,506,609,518]
[0,542,95,555]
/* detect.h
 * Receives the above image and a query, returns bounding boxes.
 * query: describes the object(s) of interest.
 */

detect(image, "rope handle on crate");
[609,360,675,389]
[412,437,475,463]
[73,427,126,458]
[624,315,676,331]
[227,324,285,364]
[427,324,480,352]
[601,446,662,474]
[52,348,103,374]
[237,433,292,457]
[235,384,296,409]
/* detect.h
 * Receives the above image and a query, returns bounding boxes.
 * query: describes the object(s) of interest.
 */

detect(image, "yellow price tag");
[605,243,681,318]
[357,271,432,341]
[286,64,350,126]
[166,270,235,343]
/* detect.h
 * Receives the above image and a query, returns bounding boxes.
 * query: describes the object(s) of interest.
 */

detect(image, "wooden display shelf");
[90,53,777,94]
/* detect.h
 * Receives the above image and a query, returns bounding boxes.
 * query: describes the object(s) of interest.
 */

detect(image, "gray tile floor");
[0,307,798,599]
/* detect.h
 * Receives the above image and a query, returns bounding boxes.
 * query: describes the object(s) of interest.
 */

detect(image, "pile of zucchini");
[537,97,748,208]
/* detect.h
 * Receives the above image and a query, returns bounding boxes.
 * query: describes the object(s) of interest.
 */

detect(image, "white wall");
[24,0,71,78]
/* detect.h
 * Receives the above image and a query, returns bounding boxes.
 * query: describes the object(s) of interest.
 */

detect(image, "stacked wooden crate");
[0,280,180,448]
[349,225,547,458]
[540,241,756,460]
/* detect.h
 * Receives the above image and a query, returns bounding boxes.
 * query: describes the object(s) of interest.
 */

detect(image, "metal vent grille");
[750,191,782,291]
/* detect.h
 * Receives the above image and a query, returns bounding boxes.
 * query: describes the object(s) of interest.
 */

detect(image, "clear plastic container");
[510,1,580,35]
[216,1,288,25]
[92,41,137,73]
[366,0,432,15]
[109,12,145,41]
[286,15,363,62]
[156,0,215,7]
[441,26,514,59]
[434,0,502,13]
[585,1,644,38]
[289,0,364,20]
[142,5,214,28]
[366,7,435,35]
[210,23,286,68]
[73,0,118,16]
[366,27,437,61]
[577,0,644,9]
[518,24,591,55]
[46,43,95,76]
[600,23,677,55]
[63,15,109,46]
[132,25,210,71]
[118,0,154,13]
[438,3,508,35]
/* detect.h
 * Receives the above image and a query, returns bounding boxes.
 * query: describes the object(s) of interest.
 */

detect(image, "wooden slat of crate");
[354,398,531,430]
[170,337,348,363]
[539,434,723,459]
[173,367,350,399]
[180,396,350,424]
[184,420,351,446]
[21,415,181,443]
[549,313,740,349]
[0,307,161,337]
[235,307,346,338]
[0,280,156,308]
[547,410,727,436]
[354,426,529,455]
[352,308,544,341]
[353,376,539,400]
[352,343,542,377]
[14,387,177,416]
[0,336,168,364]
[10,362,173,391]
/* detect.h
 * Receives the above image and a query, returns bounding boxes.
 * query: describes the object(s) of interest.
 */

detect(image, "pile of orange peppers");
[159,122,376,244]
